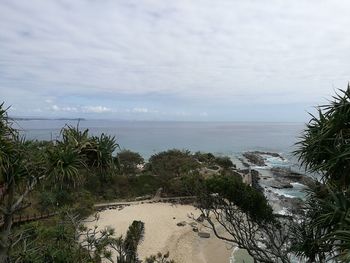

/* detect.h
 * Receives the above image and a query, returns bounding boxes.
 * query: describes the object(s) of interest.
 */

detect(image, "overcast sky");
[1,0,350,121]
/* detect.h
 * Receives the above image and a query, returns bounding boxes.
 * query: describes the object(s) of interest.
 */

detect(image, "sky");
[1,0,350,121]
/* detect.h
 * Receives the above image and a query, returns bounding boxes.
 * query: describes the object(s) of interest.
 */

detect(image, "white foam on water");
[263,155,290,168]
[290,182,307,188]
[277,207,292,216]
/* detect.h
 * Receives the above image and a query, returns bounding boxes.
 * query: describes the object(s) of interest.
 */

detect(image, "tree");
[123,220,145,262]
[292,85,350,261]
[193,175,293,263]
[47,144,85,189]
[213,156,234,169]
[117,150,144,175]
[295,86,350,187]
[0,103,47,262]
[145,252,175,263]
[60,125,119,175]
[148,149,199,178]
[10,211,146,263]
[91,133,119,176]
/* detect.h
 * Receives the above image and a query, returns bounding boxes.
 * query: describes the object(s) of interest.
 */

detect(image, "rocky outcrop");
[268,179,293,189]
[271,167,315,188]
[243,151,285,166]
[243,152,266,166]
[251,169,264,192]
[279,196,304,215]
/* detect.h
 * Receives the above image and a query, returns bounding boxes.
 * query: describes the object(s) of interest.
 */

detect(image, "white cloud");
[132,108,149,113]
[81,106,111,113]
[131,107,158,113]
[50,105,78,112]
[49,104,110,113]
[51,105,60,111]
[1,0,350,120]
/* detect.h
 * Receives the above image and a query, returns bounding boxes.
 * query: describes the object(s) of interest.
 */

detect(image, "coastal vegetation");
[0,85,349,262]
[291,86,350,261]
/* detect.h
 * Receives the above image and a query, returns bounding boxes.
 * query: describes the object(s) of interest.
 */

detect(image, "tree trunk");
[0,181,14,262]
[0,213,13,263]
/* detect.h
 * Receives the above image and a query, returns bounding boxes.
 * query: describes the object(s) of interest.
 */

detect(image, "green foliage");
[11,214,147,263]
[293,85,350,261]
[292,185,350,261]
[145,252,175,263]
[0,102,16,180]
[295,85,350,187]
[213,156,234,169]
[193,152,234,168]
[11,221,86,263]
[37,190,57,211]
[92,133,119,173]
[0,103,50,262]
[47,145,84,188]
[193,152,215,163]
[123,220,145,262]
[126,173,162,197]
[204,175,274,223]
[117,150,144,175]
[148,149,199,178]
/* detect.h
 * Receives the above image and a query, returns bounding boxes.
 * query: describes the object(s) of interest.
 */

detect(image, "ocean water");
[13,120,305,159]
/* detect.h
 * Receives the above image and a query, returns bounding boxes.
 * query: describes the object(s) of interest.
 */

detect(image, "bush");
[148,149,199,179]
[117,150,144,175]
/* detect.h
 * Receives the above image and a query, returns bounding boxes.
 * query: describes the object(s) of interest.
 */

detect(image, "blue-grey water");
[14,120,305,159]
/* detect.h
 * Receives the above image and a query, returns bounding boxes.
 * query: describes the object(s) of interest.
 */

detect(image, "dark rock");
[177,221,187,227]
[269,180,293,189]
[251,169,264,192]
[196,214,205,222]
[238,158,250,167]
[253,151,284,159]
[198,232,210,238]
[243,152,265,166]
[271,167,316,188]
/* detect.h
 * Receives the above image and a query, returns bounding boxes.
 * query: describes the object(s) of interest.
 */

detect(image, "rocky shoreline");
[238,151,314,214]
[242,151,285,166]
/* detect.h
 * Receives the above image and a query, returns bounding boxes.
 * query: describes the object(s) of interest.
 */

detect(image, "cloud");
[132,108,149,113]
[1,0,350,121]
[50,104,78,112]
[51,105,60,111]
[131,107,158,113]
[49,104,109,113]
[81,106,111,113]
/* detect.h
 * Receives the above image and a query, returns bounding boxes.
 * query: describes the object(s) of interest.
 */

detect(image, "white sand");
[86,203,233,263]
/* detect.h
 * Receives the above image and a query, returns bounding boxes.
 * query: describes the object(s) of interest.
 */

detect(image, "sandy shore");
[86,202,233,263]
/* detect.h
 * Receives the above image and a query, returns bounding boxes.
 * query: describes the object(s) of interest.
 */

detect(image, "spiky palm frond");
[94,133,119,169]
[295,85,350,187]
[48,145,85,188]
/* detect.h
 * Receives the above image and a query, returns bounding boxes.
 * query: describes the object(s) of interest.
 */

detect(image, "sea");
[13,119,305,160]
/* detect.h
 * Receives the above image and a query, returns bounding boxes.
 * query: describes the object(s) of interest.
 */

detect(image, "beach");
[86,202,234,263]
